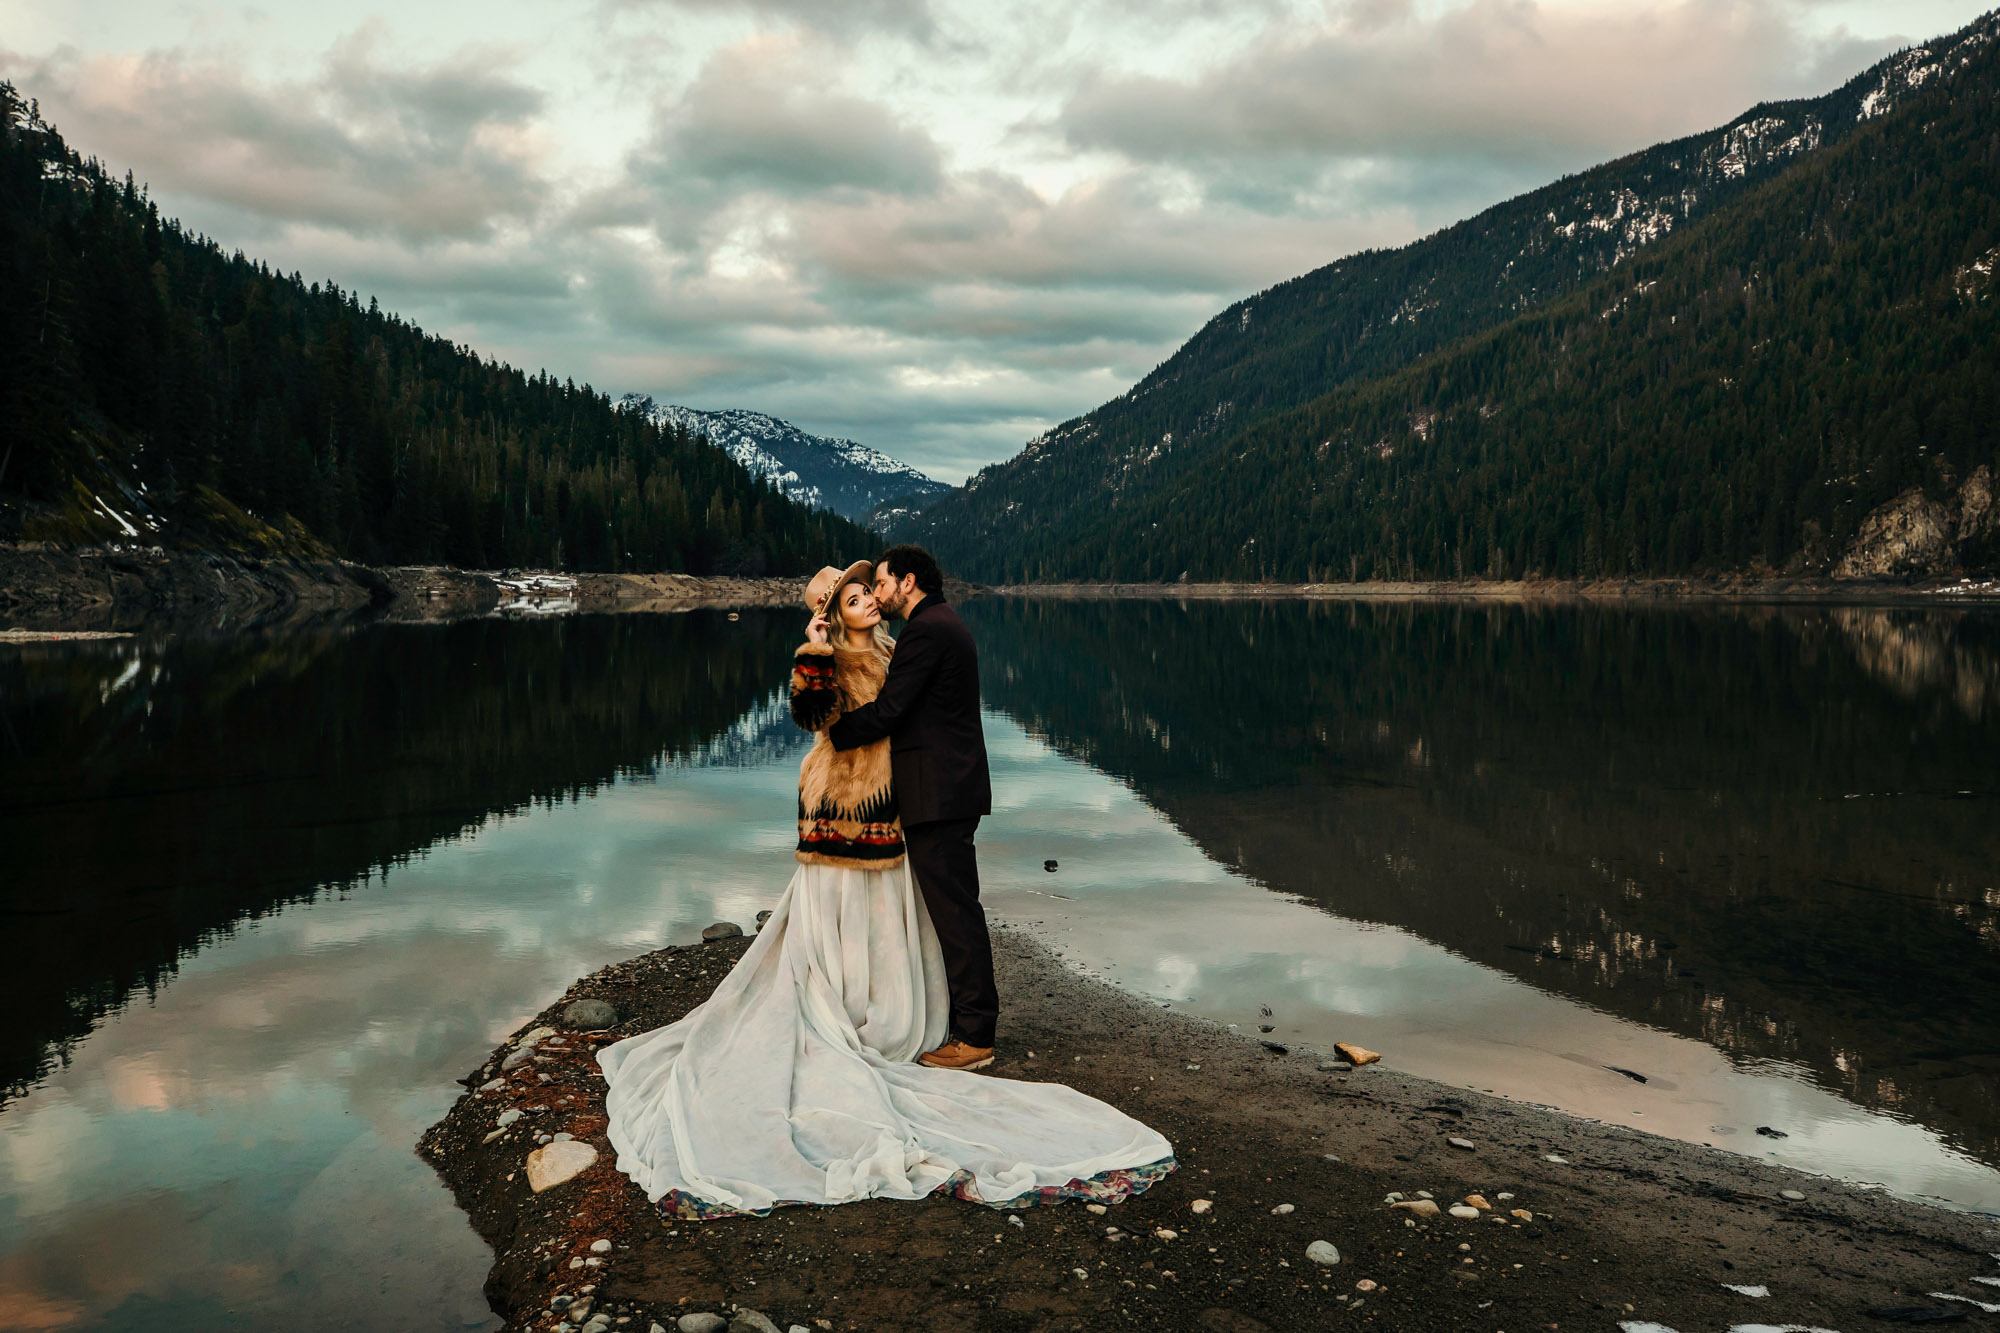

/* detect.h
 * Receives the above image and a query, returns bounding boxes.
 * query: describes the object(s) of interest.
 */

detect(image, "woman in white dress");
[597,562,1175,1220]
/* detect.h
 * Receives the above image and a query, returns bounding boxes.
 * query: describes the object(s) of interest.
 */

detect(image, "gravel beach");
[420,927,2000,1333]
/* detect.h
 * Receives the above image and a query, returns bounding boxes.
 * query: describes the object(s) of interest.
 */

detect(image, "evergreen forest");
[0,84,868,574]
[906,14,2000,583]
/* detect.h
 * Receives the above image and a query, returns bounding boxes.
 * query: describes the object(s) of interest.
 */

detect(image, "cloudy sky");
[3,0,1989,480]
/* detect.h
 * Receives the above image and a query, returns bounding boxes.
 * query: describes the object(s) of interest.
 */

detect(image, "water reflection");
[3,600,1998,1330]
[0,614,795,1104]
[965,599,2000,1175]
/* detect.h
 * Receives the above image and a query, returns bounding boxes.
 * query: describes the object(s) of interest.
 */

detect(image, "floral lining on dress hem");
[654,1156,1177,1222]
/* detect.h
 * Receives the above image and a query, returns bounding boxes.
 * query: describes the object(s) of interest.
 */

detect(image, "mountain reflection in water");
[0,613,797,1104]
[964,598,2000,1173]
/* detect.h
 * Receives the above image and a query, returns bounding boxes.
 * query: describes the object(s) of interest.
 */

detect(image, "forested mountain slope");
[908,12,2000,581]
[0,85,866,574]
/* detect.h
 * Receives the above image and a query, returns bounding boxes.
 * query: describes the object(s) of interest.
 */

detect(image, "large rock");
[525,1140,598,1193]
[561,999,619,1031]
[1834,489,1955,579]
[701,921,744,941]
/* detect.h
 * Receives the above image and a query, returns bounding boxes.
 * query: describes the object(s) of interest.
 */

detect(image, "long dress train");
[597,860,1175,1219]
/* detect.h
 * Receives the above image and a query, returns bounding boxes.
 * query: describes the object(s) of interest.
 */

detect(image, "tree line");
[0,83,869,573]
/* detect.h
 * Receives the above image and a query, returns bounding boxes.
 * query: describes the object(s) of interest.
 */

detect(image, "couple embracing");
[598,545,1175,1219]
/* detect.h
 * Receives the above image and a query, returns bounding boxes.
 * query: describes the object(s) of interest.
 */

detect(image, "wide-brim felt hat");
[803,559,878,617]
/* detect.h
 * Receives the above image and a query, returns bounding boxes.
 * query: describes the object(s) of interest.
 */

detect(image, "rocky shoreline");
[993,574,2000,604]
[419,927,2000,1333]
[0,542,806,634]
[8,540,1999,637]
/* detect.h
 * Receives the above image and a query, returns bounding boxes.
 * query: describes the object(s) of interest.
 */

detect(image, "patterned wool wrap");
[789,641,903,869]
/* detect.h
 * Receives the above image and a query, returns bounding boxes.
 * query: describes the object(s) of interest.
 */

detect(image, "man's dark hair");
[878,543,944,596]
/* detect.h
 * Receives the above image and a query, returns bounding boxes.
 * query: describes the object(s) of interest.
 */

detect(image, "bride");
[597,561,1175,1219]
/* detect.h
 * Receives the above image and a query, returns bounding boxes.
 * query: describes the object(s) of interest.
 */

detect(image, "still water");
[1,600,1997,1328]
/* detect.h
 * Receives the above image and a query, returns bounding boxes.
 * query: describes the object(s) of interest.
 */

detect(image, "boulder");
[525,1140,597,1193]
[561,999,619,1031]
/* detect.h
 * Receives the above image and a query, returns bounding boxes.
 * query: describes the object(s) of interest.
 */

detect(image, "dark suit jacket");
[828,595,992,827]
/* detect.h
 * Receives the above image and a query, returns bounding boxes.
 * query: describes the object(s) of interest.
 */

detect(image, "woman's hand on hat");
[807,614,831,645]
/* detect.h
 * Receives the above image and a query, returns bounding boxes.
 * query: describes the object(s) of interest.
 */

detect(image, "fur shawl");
[789,641,902,869]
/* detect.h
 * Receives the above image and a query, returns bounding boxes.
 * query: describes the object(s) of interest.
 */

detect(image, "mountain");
[620,397,949,526]
[905,13,2000,582]
[0,85,869,575]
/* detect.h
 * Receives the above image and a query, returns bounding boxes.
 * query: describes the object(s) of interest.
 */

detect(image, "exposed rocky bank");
[420,928,2000,1333]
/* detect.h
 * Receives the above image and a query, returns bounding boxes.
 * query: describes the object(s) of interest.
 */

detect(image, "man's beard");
[878,586,907,618]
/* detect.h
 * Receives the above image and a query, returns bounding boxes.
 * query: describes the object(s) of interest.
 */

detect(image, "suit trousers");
[903,815,997,1048]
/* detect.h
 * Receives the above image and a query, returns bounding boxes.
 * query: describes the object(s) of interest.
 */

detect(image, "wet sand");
[420,927,2000,1333]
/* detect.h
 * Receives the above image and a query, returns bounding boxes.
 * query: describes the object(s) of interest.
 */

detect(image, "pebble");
[1449,1205,1482,1220]
[1072,1268,1089,1280]
[562,999,619,1031]
[518,1026,558,1046]
[1334,1042,1381,1066]
[1355,1278,1378,1292]
[1755,1125,1789,1138]
[1383,1193,1404,1203]
[1510,1208,1533,1221]
[1306,1240,1341,1266]
[755,910,772,931]
[1463,1194,1491,1210]
[482,1128,506,1145]
[728,1312,782,1333]
[1260,1040,1289,1054]
[1780,1189,1805,1201]
[1190,1199,1213,1214]
[1544,1154,1569,1164]
[1448,1137,1475,1150]
[1415,1190,1433,1200]
[554,1132,575,1142]
[1495,1192,1514,1201]
[1722,1283,1771,1297]
[1323,1153,1342,1163]
[1086,1203,1108,1215]
[1155,1228,1179,1240]
[677,1316,727,1333]
[526,1140,598,1193]
[1319,1060,1354,1072]
[479,1078,506,1093]
[1271,1203,1294,1215]
[590,1239,612,1254]
[701,921,744,942]
[1389,1199,1440,1217]
[497,1109,524,1127]
[568,1298,594,1321]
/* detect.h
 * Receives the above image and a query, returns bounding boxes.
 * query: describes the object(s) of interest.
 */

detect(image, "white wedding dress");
[597,860,1175,1219]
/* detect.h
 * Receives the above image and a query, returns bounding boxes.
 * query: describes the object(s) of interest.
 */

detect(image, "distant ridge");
[905,12,2000,583]
[620,397,949,527]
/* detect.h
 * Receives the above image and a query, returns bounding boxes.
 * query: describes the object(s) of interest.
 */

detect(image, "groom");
[829,544,998,1071]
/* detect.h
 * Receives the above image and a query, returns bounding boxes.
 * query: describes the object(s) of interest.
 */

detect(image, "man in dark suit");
[829,544,997,1070]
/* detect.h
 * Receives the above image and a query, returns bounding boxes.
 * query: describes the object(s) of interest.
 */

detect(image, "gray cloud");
[1058,0,1896,170]
[638,37,944,200]
[5,35,550,242]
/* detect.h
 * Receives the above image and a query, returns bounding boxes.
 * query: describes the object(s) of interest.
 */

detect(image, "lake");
[2,598,1997,1329]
